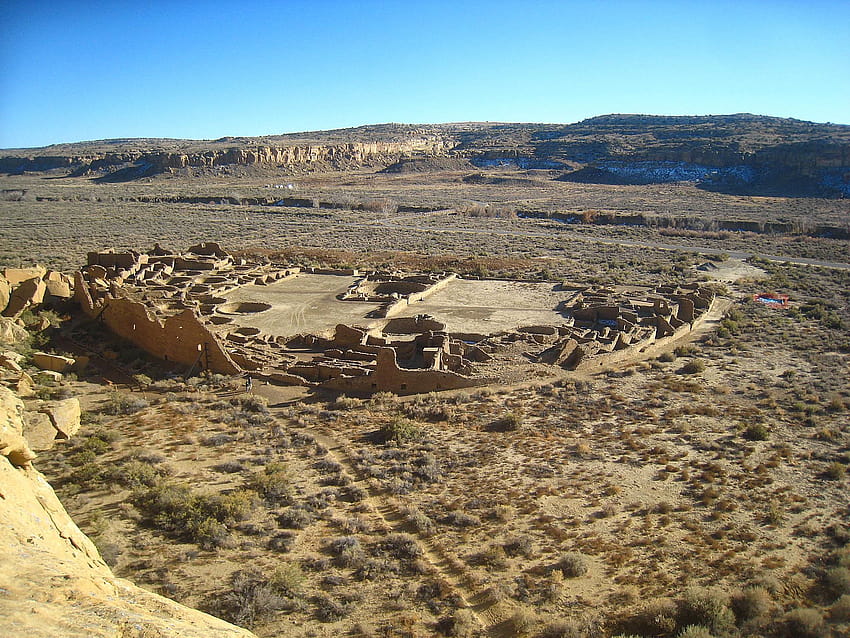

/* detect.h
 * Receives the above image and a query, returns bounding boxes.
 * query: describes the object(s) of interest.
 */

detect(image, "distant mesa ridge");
[1,114,849,197]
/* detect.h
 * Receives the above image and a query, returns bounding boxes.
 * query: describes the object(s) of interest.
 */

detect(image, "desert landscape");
[1,115,849,638]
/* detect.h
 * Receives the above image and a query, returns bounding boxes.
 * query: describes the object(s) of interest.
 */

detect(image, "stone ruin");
[535,283,715,370]
[72,243,717,394]
[74,244,490,394]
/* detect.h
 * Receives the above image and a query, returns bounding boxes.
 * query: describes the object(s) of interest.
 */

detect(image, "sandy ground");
[221,274,379,335]
[222,275,578,338]
[392,279,576,334]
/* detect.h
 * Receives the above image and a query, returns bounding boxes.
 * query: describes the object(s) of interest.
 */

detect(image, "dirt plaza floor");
[221,273,575,337]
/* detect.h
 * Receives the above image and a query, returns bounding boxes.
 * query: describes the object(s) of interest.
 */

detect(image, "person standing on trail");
[245,375,253,393]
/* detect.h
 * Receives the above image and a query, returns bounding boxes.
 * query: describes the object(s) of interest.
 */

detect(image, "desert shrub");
[328,535,366,568]
[249,462,293,504]
[658,350,677,363]
[277,505,315,529]
[402,506,435,534]
[379,533,422,561]
[194,518,230,550]
[731,586,772,622]
[825,566,850,598]
[677,626,715,638]
[215,460,246,473]
[675,344,700,357]
[558,552,589,578]
[68,462,104,487]
[507,607,537,634]
[379,418,421,444]
[442,511,480,528]
[436,608,479,637]
[130,480,249,549]
[681,359,706,375]
[825,462,847,480]
[215,569,287,628]
[339,484,367,503]
[503,535,534,558]
[103,392,149,415]
[218,489,257,522]
[270,563,305,597]
[470,545,509,570]
[112,459,163,488]
[201,433,236,446]
[232,394,269,414]
[314,594,351,622]
[500,411,523,431]
[743,423,769,441]
[783,608,825,638]
[268,532,296,553]
[630,597,677,634]
[831,594,850,621]
[331,394,361,410]
[677,587,734,635]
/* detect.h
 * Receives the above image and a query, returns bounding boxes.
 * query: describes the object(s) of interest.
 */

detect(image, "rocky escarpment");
[0,135,452,181]
[0,386,255,638]
[2,114,849,195]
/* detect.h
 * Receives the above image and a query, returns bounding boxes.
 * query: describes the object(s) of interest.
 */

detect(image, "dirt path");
[298,426,518,636]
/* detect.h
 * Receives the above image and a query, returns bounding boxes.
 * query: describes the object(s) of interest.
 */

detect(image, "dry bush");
[558,552,589,578]
[783,607,826,638]
[731,586,772,622]
[677,587,735,635]
[831,594,850,622]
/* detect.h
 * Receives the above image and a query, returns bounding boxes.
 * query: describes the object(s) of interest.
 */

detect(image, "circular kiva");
[217,301,272,314]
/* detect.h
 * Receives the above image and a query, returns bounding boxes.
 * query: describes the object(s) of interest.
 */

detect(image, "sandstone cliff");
[0,386,255,638]
[1,114,848,196]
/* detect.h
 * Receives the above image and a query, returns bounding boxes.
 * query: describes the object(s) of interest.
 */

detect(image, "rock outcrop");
[0,386,256,637]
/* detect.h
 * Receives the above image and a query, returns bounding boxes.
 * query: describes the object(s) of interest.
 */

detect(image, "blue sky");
[1,0,848,148]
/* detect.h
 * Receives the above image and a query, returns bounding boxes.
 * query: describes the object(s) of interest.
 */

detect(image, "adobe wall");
[74,273,240,374]
[322,347,482,396]
[384,274,458,318]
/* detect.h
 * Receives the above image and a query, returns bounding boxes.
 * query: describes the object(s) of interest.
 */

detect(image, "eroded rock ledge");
[0,386,255,638]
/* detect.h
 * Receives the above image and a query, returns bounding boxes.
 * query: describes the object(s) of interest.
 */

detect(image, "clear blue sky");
[1,0,848,148]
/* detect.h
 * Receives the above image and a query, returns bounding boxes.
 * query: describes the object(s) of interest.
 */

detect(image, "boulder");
[2,277,46,317]
[16,372,35,398]
[34,370,62,384]
[32,352,75,372]
[45,279,72,299]
[40,398,81,439]
[0,318,29,346]
[2,266,46,287]
[0,351,24,372]
[23,411,57,450]
[0,386,36,466]
[0,275,10,314]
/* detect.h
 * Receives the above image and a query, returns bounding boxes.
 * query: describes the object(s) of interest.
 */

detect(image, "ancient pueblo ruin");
[74,243,716,394]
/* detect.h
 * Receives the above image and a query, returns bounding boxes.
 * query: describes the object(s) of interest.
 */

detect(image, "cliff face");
[0,138,452,177]
[0,386,255,638]
[1,114,848,196]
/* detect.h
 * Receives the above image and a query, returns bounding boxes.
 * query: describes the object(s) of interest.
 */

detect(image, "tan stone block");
[45,279,72,299]
[16,372,35,398]
[23,411,57,450]
[40,398,81,439]
[0,318,29,346]
[2,266,47,287]
[32,352,75,372]
[2,277,47,317]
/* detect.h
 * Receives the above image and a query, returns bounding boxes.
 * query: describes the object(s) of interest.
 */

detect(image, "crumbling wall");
[323,347,482,395]
[75,273,239,374]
